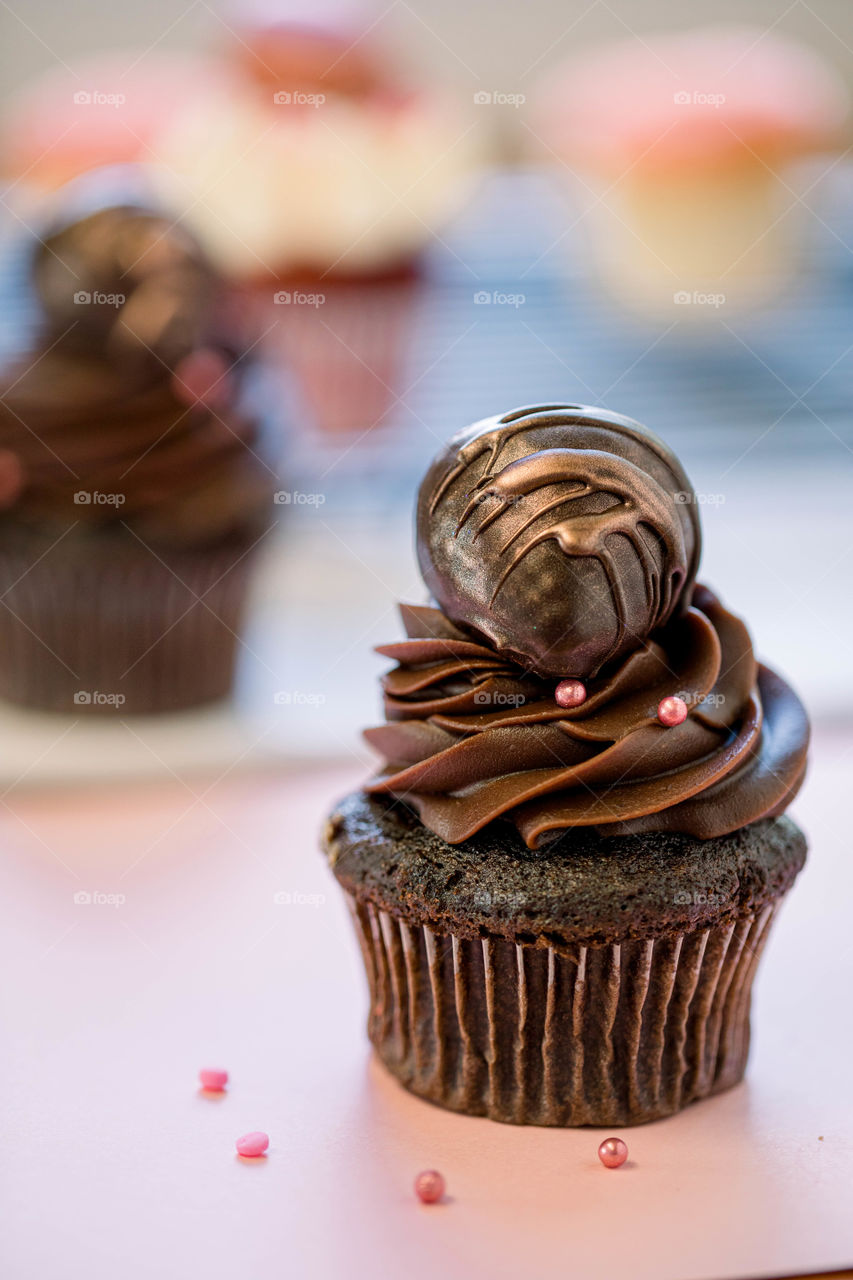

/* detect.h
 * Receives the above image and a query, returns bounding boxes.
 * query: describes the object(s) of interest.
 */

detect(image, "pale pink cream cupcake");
[532,26,849,309]
[0,52,224,195]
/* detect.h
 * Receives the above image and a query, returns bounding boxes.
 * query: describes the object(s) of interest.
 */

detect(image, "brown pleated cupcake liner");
[345,892,778,1126]
[0,536,258,714]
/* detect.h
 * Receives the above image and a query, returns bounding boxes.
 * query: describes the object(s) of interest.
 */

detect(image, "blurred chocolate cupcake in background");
[0,169,278,715]
[531,26,849,313]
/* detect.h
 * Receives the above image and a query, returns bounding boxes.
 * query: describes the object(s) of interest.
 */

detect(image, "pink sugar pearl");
[172,348,231,409]
[555,678,587,708]
[598,1137,628,1168]
[236,1131,269,1158]
[657,695,688,727]
[199,1068,228,1091]
[414,1170,445,1204]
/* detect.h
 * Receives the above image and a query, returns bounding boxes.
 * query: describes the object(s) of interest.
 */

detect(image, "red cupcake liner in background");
[243,268,422,436]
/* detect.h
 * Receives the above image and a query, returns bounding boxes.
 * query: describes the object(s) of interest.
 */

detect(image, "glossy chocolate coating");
[33,199,213,378]
[417,404,701,679]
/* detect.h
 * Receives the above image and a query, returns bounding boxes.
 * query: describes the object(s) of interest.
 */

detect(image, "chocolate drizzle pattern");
[465,448,688,670]
[367,405,808,847]
[418,405,700,679]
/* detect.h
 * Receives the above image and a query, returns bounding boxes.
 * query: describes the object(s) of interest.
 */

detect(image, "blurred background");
[1,0,851,785]
[2,0,853,99]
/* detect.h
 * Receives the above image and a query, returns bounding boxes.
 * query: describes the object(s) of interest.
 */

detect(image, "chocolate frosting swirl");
[366,405,809,847]
[0,180,273,547]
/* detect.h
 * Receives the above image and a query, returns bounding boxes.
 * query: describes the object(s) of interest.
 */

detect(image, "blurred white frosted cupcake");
[148,1,481,434]
[155,0,479,285]
[532,26,848,310]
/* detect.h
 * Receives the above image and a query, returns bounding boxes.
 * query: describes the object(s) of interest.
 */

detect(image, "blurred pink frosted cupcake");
[532,26,848,309]
[0,52,223,195]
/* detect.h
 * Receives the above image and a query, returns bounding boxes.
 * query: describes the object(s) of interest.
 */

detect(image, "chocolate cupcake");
[0,174,276,714]
[322,404,809,1126]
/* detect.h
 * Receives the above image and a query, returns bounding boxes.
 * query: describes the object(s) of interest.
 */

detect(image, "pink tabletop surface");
[0,727,851,1280]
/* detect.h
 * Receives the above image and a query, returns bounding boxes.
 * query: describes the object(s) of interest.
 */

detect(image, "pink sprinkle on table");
[171,348,231,409]
[236,1131,269,1158]
[414,1170,445,1204]
[199,1068,228,1091]
[598,1137,629,1168]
